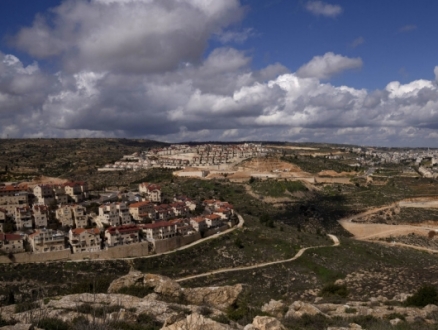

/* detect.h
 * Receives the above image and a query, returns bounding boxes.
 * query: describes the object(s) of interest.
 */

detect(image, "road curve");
[176,234,340,283]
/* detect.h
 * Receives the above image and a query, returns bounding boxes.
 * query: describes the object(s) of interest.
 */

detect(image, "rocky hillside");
[2,271,438,330]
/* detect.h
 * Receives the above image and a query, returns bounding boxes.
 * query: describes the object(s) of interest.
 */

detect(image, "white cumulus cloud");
[297,52,363,80]
[305,1,343,18]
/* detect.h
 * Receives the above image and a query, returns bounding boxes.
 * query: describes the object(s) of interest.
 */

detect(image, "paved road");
[176,234,340,283]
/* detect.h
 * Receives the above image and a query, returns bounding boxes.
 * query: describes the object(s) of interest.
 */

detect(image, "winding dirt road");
[176,234,340,282]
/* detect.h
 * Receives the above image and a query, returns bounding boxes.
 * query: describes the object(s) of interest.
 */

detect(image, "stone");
[107,270,145,293]
[0,325,41,330]
[108,272,182,299]
[182,284,243,312]
[285,301,323,318]
[390,318,402,326]
[161,312,236,330]
[252,316,286,330]
[261,299,286,318]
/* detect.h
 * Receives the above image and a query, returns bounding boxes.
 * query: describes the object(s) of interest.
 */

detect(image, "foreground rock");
[244,316,286,330]
[161,313,236,330]
[261,299,286,318]
[108,271,182,299]
[183,284,243,312]
[108,272,242,311]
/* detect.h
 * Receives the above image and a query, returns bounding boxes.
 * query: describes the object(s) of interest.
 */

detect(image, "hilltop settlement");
[0,179,236,258]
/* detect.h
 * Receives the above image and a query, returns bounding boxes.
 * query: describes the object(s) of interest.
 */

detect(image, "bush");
[35,318,70,330]
[405,285,438,307]
[320,283,348,298]
[15,301,40,313]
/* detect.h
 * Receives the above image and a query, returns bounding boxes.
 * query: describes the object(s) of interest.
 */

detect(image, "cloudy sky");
[0,0,438,146]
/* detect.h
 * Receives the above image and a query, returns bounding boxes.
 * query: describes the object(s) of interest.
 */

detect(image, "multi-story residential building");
[204,214,223,228]
[0,233,24,253]
[56,205,74,227]
[27,229,66,253]
[190,216,207,232]
[174,196,197,211]
[32,205,48,228]
[153,204,174,222]
[104,224,140,247]
[168,218,194,236]
[140,221,177,240]
[116,202,132,225]
[72,205,88,228]
[64,182,88,203]
[68,228,100,253]
[139,183,162,203]
[33,185,55,205]
[14,206,32,230]
[98,203,119,226]
[170,202,188,217]
[0,192,29,214]
[0,184,28,197]
[129,201,153,222]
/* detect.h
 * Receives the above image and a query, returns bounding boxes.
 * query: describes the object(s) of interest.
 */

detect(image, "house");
[68,228,101,253]
[153,204,174,221]
[27,229,66,253]
[169,218,194,236]
[63,182,88,203]
[116,202,132,225]
[14,206,32,230]
[190,216,207,232]
[213,207,232,220]
[105,224,140,247]
[33,185,55,205]
[204,214,223,228]
[170,202,188,217]
[140,221,177,240]
[129,201,153,222]
[139,183,162,203]
[174,196,196,211]
[0,233,24,253]
[0,184,28,197]
[32,205,48,228]
[56,205,74,227]
[97,203,120,226]
[0,191,29,214]
[72,205,88,228]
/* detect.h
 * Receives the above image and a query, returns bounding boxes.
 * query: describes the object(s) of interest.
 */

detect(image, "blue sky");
[0,0,438,146]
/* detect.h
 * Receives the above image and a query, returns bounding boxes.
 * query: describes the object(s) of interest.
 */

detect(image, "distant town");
[0,177,236,258]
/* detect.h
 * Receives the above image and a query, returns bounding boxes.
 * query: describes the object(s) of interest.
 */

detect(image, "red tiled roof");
[141,221,175,229]
[129,201,151,208]
[0,233,22,241]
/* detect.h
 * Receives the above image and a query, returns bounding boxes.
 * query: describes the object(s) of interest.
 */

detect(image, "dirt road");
[176,234,339,282]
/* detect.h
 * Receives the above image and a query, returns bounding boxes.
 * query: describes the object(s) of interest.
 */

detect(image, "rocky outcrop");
[261,299,286,318]
[161,313,236,330]
[250,316,286,330]
[285,300,324,318]
[327,323,362,330]
[107,272,182,299]
[182,284,243,312]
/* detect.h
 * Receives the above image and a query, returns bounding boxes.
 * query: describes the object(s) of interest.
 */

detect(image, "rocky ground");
[2,272,438,330]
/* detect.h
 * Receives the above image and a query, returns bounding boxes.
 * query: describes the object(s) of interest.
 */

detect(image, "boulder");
[144,274,182,299]
[285,301,324,318]
[160,312,236,330]
[261,299,286,318]
[108,272,182,299]
[107,271,145,293]
[390,318,402,326]
[182,284,243,312]
[251,316,286,330]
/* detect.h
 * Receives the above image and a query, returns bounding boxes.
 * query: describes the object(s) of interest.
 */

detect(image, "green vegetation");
[405,285,438,307]
[281,155,355,174]
[320,283,349,298]
[251,179,307,197]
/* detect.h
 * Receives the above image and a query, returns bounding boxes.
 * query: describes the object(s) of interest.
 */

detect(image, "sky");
[0,0,438,147]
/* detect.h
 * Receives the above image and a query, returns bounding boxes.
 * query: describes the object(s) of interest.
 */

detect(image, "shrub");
[405,285,438,307]
[320,283,349,298]
[345,307,357,314]
[35,317,70,330]
[15,301,40,313]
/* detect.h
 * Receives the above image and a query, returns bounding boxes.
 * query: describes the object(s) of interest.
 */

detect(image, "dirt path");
[176,234,340,283]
